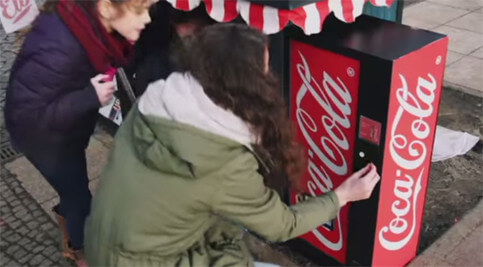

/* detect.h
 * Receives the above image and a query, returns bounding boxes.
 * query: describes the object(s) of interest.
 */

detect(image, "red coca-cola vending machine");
[277,14,448,266]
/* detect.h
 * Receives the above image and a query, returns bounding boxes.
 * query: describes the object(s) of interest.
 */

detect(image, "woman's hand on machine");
[91,74,115,106]
[334,163,380,208]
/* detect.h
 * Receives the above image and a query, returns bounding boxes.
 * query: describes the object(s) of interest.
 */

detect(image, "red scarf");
[57,0,132,73]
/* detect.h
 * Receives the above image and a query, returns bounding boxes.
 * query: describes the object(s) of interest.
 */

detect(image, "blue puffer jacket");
[5,12,100,150]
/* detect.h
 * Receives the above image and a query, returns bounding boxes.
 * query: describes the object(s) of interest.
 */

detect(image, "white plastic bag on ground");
[432,126,480,162]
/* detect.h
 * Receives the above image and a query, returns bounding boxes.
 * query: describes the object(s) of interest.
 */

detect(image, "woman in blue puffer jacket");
[4,0,154,264]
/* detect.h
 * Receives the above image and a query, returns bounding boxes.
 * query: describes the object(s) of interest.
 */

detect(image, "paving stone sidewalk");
[403,0,483,97]
[0,168,70,266]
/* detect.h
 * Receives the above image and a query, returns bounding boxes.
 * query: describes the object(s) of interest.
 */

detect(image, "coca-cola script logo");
[289,40,360,263]
[294,51,352,250]
[378,73,437,251]
[0,0,38,34]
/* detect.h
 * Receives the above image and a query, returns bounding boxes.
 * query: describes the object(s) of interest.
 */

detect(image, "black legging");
[21,141,91,250]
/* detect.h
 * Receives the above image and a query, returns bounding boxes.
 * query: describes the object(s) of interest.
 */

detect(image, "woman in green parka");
[84,23,380,266]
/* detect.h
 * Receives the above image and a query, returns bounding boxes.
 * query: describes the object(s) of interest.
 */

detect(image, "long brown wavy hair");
[183,23,306,189]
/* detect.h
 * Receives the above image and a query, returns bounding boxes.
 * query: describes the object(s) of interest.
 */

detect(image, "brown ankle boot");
[52,205,88,267]
[62,244,88,267]
[73,250,88,267]
[52,205,70,252]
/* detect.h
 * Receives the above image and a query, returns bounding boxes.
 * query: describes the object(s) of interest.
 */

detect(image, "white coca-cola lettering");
[379,170,423,250]
[322,116,349,150]
[295,51,352,176]
[307,151,333,195]
[379,73,437,251]
[322,72,352,128]
[294,51,353,251]
[312,217,343,251]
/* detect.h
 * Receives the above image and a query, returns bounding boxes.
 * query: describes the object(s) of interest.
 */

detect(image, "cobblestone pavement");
[1,11,23,163]
[0,169,70,266]
[0,21,16,147]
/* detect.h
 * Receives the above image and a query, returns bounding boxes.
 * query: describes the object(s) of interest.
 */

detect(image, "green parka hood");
[133,72,258,177]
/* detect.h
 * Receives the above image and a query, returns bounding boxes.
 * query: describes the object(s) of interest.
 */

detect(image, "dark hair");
[184,23,306,189]
[168,4,214,26]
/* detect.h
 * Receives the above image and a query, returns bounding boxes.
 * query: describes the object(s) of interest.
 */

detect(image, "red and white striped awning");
[166,0,394,35]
